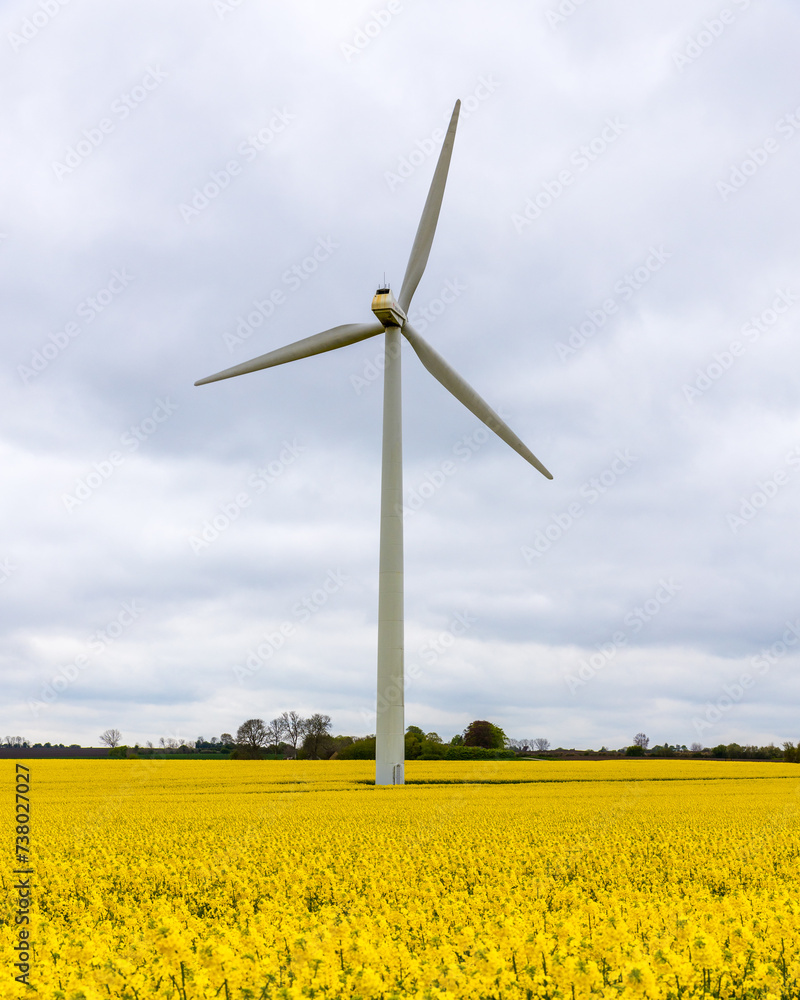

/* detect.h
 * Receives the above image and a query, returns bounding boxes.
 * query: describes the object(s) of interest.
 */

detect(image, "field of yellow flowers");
[3,759,800,999]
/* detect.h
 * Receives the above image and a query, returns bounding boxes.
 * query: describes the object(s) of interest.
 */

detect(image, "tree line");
[234,712,337,759]
[4,728,800,762]
[234,717,516,760]
[622,733,798,760]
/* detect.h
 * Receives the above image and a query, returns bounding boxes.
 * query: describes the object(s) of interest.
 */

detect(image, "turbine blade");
[194,322,384,385]
[397,100,460,314]
[402,323,553,479]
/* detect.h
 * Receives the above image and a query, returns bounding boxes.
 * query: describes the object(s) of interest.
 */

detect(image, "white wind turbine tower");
[195,100,553,786]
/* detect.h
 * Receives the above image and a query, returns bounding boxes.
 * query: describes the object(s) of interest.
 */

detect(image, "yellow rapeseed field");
[3,759,800,998]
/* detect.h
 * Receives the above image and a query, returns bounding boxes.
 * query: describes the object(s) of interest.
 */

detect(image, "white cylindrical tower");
[375,323,405,785]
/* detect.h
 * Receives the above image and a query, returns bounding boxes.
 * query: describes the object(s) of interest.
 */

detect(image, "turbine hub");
[371,287,406,328]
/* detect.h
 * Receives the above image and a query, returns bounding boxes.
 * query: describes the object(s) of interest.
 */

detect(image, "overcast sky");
[2,0,799,750]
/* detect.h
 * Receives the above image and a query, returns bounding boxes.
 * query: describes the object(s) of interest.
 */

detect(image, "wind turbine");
[195,99,553,785]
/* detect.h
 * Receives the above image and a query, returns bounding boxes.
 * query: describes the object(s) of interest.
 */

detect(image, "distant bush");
[443,746,516,761]
[710,743,788,761]
[338,738,376,760]
[231,748,267,760]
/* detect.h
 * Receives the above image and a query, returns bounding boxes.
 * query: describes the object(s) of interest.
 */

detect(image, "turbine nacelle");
[371,287,406,328]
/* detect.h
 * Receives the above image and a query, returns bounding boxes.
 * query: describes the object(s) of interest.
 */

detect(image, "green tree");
[419,737,446,759]
[235,719,269,757]
[405,726,425,760]
[463,720,506,750]
[328,736,354,757]
[265,716,288,749]
[301,714,333,758]
[339,736,376,759]
[280,711,306,755]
